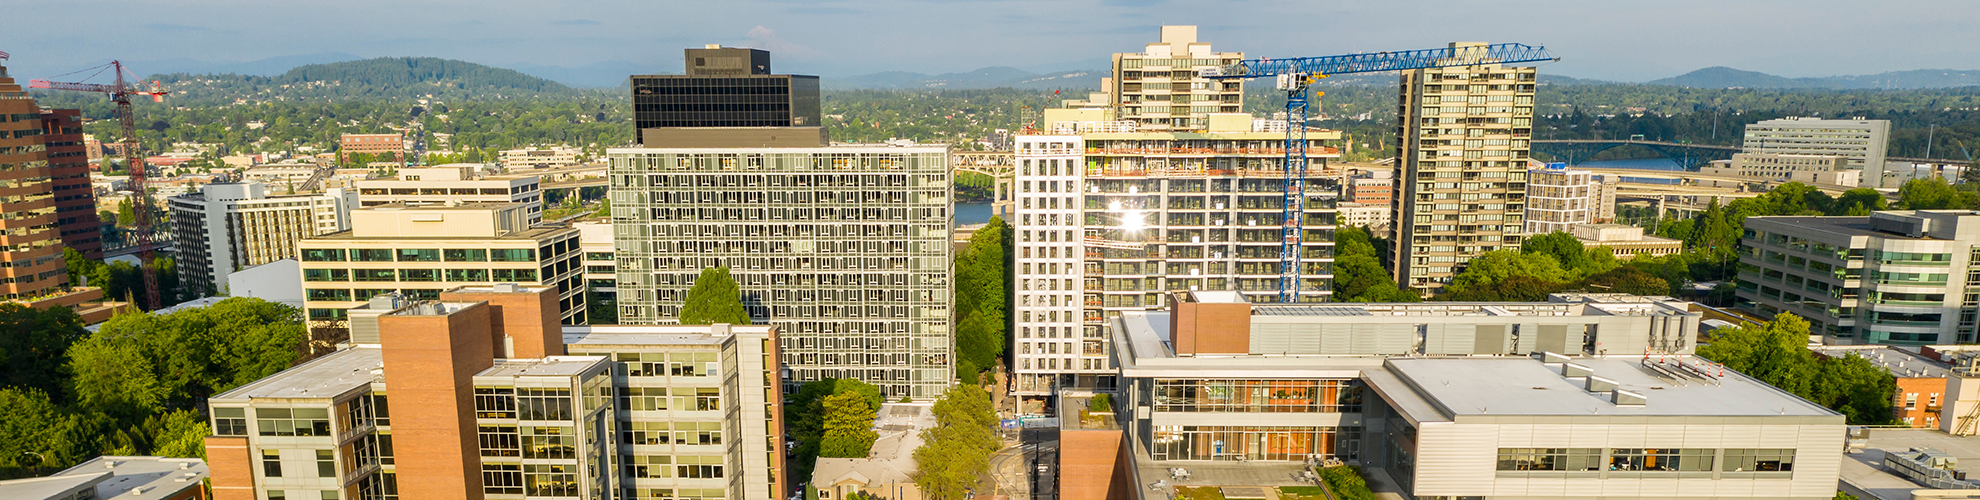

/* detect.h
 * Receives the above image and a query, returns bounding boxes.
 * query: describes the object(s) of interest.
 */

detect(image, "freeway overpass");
[1577,166,1860,194]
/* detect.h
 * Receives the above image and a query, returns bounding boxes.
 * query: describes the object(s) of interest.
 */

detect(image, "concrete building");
[501,147,583,170]
[0,456,208,500]
[606,146,953,398]
[810,402,937,500]
[1094,291,1843,500]
[353,165,544,222]
[1571,224,1683,260]
[1738,210,1980,345]
[203,285,785,500]
[574,220,617,322]
[1525,162,1618,235]
[167,182,358,297]
[1392,44,1541,294]
[338,133,404,163]
[1348,168,1394,206]
[41,109,103,260]
[1702,153,1859,188]
[228,258,304,309]
[1742,117,1890,188]
[1107,26,1245,132]
[1336,203,1391,233]
[1009,122,1342,400]
[0,61,70,299]
[631,46,821,134]
[295,202,584,328]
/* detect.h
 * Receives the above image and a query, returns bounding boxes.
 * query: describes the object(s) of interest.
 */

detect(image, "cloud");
[744,26,820,57]
[553,19,601,26]
[144,23,208,33]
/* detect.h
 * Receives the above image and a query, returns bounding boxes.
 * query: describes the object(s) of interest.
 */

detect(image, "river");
[957,202,993,226]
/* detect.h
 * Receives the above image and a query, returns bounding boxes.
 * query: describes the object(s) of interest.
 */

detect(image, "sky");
[5,0,1978,83]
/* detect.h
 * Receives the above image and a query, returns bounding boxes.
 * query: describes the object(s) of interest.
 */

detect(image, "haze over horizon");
[5,0,1978,84]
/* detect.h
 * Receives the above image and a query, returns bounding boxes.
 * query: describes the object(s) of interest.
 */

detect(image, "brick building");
[41,109,102,259]
[338,133,404,163]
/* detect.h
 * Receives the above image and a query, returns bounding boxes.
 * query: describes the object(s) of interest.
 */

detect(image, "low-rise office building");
[353,165,544,222]
[0,456,208,500]
[1093,291,1843,500]
[295,203,584,329]
[204,285,784,500]
[501,147,583,170]
[338,133,404,163]
[1738,210,1980,345]
[1572,224,1683,260]
[1702,153,1858,188]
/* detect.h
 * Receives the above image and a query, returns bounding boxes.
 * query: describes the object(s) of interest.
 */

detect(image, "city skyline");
[4,0,1979,84]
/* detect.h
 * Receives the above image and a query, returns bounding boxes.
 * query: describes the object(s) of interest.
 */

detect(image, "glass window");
[354,269,395,282]
[524,464,579,497]
[522,426,576,460]
[1609,448,1713,472]
[493,268,538,282]
[484,463,523,495]
[353,249,395,262]
[263,449,282,477]
[1495,448,1603,471]
[307,288,353,301]
[400,269,437,282]
[317,449,337,477]
[492,248,536,262]
[397,249,439,262]
[1723,448,1794,472]
[301,248,346,262]
[445,249,489,262]
[257,408,333,436]
[214,407,248,436]
[446,269,490,282]
[304,269,349,282]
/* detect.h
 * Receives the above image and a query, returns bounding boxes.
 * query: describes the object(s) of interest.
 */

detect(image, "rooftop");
[1841,429,1980,500]
[1380,355,1839,420]
[562,324,774,347]
[212,347,382,400]
[811,402,937,489]
[0,456,208,500]
[477,356,610,378]
[1811,346,1953,378]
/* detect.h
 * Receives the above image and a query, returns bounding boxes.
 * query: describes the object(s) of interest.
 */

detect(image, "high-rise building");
[1009,117,1342,399]
[295,202,585,329]
[203,285,784,500]
[606,146,953,398]
[167,182,358,297]
[631,46,821,134]
[1390,44,1539,294]
[354,165,545,222]
[0,63,69,300]
[41,109,103,259]
[1739,210,1980,345]
[1742,117,1890,187]
[1107,26,1244,132]
[1524,162,1617,235]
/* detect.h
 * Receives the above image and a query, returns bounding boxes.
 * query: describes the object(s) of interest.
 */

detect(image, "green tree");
[146,410,210,459]
[952,217,1009,382]
[912,385,998,500]
[1089,393,1113,412]
[65,335,168,418]
[0,388,78,477]
[1830,188,1890,216]
[1698,313,1895,424]
[0,303,89,398]
[1521,232,1597,277]
[817,392,879,458]
[678,267,750,325]
[1576,266,1671,296]
[786,378,883,480]
[1446,250,1571,295]
[1898,177,1979,210]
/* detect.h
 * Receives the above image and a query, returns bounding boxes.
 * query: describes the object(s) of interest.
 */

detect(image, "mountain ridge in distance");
[1646,66,1980,89]
[143,57,578,104]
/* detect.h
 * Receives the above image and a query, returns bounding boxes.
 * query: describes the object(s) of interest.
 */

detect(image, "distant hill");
[147,57,582,104]
[825,66,1104,90]
[1648,66,1980,89]
[506,60,659,88]
[132,52,366,78]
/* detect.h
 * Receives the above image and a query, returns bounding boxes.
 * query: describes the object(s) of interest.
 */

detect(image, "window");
[318,449,337,477]
[446,269,490,282]
[353,249,395,262]
[354,269,395,282]
[304,269,349,282]
[307,289,352,301]
[396,249,439,262]
[492,268,537,281]
[475,388,516,418]
[491,248,536,262]
[1908,393,1919,410]
[445,249,488,262]
[1609,449,1713,472]
[479,425,520,457]
[523,426,577,460]
[215,407,248,436]
[517,388,573,420]
[301,248,346,262]
[484,463,524,495]
[399,269,437,282]
[1495,448,1602,471]
[262,449,282,477]
[258,408,332,436]
[525,464,579,497]
[1723,448,1795,472]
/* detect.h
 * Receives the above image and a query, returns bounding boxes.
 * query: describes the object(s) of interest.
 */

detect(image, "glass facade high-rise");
[1390,44,1539,294]
[631,48,821,132]
[606,147,953,398]
[0,60,68,300]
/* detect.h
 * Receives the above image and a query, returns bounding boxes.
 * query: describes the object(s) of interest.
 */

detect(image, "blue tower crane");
[1203,43,1557,302]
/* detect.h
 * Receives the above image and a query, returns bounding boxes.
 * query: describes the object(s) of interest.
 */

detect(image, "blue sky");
[4,0,1976,82]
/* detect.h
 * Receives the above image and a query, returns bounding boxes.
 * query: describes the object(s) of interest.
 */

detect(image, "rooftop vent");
[494,283,521,293]
[1562,362,1594,378]
[1612,389,1648,407]
[1585,375,1619,393]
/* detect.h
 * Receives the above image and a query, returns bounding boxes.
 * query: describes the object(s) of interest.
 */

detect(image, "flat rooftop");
[309,225,572,241]
[1747,216,1879,238]
[562,324,774,347]
[477,356,609,378]
[1382,356,1838,420]
[0,456,208,500]
[1250,300,1691,318]
[1812,346,1952,378]
[1842,429,1980,500]
[211,347,382,400]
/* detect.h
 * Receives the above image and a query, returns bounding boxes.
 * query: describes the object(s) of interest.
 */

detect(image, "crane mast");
[1204,43,1556,302]
[30,62,170,309]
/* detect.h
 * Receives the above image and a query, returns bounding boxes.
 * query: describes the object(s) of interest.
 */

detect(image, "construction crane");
[30,61,171,309]
[1203,43,1557,302]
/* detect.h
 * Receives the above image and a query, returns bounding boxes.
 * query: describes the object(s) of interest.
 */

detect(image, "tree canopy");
[953,217,1010,384]
[1332,226,1420,302]
[911,385,999,500]
[678,266,750,325]
[1697,313,1895,424]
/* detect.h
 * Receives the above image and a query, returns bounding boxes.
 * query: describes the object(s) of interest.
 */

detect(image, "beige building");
[295,203,584,327]
[1391,44,1539,294]
[1701,153,1858,187]
[1337,202,1391,232]
[354,164,544,222]
[203,285,785,500]
[1571,224,1682,259]
[167,182,359,297]
[1525,163,1617,235]
[1742,117,1889,187]
[500,147,583,170]
[810,402,936,500]
[1108,26,1244,132]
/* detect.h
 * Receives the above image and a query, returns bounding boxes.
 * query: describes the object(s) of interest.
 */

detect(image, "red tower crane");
[30,62,170,309]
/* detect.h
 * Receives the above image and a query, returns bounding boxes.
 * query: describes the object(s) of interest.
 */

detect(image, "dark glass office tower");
[632,47,821,134]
